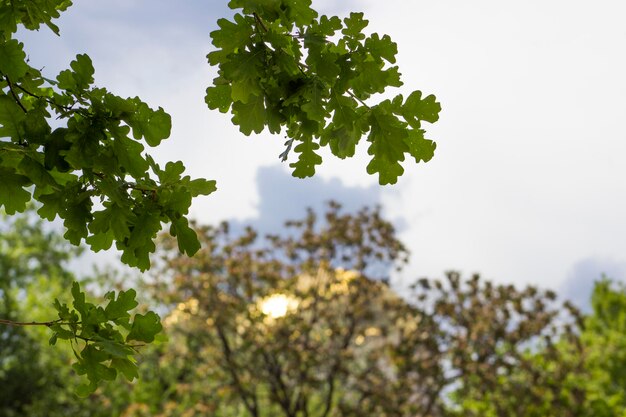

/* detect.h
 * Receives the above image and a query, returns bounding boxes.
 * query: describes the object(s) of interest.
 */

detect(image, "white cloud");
[560,257,626,311]
[354,0,626,289]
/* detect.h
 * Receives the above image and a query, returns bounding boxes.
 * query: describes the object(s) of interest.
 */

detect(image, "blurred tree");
[437,276,585,417]
[6,204,626,417]
[0,208,76,415]
[129,203,586,417]
[0,209,90,415]
[450,277,626,417]
[575,279,626,416]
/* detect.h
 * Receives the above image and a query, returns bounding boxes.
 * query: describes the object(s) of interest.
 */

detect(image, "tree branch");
[253,12,268,33]
[3,75,28,113]
[0,318,60,327]
[215,323,260,417]
[9,76,86,117]
[321,314,357,417]
[261,350,295,417]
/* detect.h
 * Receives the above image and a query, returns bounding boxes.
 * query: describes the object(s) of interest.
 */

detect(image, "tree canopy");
[206,0,440,184]
[146,205,585,416]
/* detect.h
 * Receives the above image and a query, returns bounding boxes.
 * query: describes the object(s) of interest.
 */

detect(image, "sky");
[16,0,626,307]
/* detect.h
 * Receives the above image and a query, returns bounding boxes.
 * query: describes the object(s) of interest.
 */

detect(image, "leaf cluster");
[141,205,585,417]
[0,1,215,270]
[49,282,162,396]
[206,0,441,184]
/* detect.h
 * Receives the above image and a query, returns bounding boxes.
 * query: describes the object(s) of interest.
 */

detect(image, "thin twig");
[216,323,260,417]
[346,89,371,110]
[0,318,61,327]
[14,82,76,113]
[3,75,28,113]
[253,12,268,33]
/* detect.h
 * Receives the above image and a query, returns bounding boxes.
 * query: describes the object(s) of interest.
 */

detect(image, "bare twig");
[0,318,61,327]
[3,75,28,113]
[216,323,260,417]
[253,12,268,33]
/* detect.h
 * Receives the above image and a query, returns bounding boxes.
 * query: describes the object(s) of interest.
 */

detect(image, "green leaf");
[6,0,71,33]
[232,94,266,135]
[366,105,409,185]
[57,53,95,91]
[206,4,440,183]
[342,12,368,39]
[187,178,217,197]
[71,281,87,318]
[0,94,26,141]
[328,94,359,126]
[104,93,136,117]
[364,33,397,64]
[169,216,200,256]
[37,191,64,221]
[22,107,51,144]
[159,160,185,183]
[160,186,192,214]
[72,345,117,396]
[0,8,18,35]
[121,209,161,271]
[283,0,317,26]
[316,15,342,36]
[0,38,28,79]
[308,49,340,83]
[127,102,172,146]
[85,228,114,252]
[0,167,31,214]
[223,49,265,103]
[111,358,139,381]
[351,61,402,97]
[87,204,132,251]
[326,126,360,159]
[70,54,95,89]
[104,289,138,320]
[53,299,73,321]
[127,311,162,343]
[205,83,233,113]
[75,383,97,398]
[402,91,441,124]
[111,128,148,179]
[17,154,58,188]
[301,79,328,123]
[49,324,75,340]
[405,130,436,163]
[62,187,92,245]
[209,15,253,58]
[63,127,102,169]
[290,137,322,178]
[43,127,71,172]
[95,339,135,358]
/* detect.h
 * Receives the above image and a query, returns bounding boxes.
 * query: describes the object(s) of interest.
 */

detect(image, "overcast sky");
[18,0,626,306]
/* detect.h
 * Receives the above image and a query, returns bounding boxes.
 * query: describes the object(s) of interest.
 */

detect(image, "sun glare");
[259,294,298,319]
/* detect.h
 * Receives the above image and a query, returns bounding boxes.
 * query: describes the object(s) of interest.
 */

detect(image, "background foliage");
[2,205,626,416]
